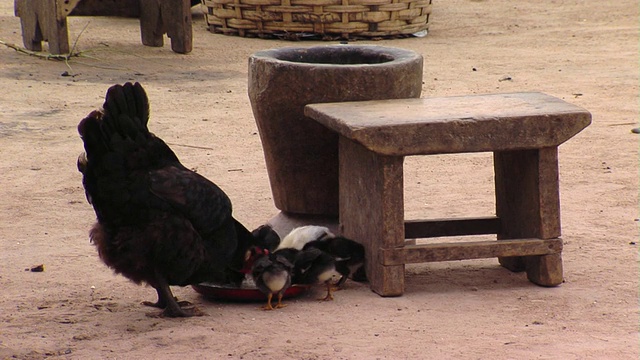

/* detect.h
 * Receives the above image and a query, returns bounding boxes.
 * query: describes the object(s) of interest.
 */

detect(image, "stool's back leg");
[494,147,563,286]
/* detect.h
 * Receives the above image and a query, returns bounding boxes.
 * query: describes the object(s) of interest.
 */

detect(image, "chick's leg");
[319,282,335,301]
[262,293,275,311]
[275,293,287,309]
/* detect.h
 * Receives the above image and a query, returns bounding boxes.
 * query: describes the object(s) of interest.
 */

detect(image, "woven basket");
[202,0,432,39]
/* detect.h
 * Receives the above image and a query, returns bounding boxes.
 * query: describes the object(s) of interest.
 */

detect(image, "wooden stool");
[304,92,591,296]
[14,0,192,54]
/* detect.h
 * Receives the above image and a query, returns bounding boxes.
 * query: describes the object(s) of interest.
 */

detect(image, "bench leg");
[164,0,192,54]
[15,0,70,54]
[339,138,405,296]
[139,0,164,47]
[494,147,563,286]
[139,0,192,53]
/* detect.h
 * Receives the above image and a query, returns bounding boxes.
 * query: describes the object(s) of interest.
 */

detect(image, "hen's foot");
[146,303,207,318]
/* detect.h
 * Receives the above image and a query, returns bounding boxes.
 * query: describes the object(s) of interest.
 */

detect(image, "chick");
[276,225,334,251]
[251,224,281,252]
[251,252,294,310]
[294,247,342,301]
[303,236,366,287]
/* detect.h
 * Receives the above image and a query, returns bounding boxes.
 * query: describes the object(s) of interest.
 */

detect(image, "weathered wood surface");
[305,92,591,156]
[139,0,192,53]
[15,0,70,53]
[339,137,405,296]
[494,147,564,285]
[525,253,564,286]
[307,92,586,295]
[14,0,191,54]
[380,238,563,265]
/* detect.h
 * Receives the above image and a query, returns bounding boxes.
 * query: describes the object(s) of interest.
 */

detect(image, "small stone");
[30,264,44,272]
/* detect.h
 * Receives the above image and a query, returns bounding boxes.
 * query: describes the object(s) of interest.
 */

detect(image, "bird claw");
[149,304,207,318]
[143,298,205,317]
[260,304,275,311]
[142,300,164,309]
[260,300,287,311]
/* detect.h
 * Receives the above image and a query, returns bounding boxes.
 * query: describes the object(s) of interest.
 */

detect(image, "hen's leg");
[142,287,168,308]
[146,276,205,317]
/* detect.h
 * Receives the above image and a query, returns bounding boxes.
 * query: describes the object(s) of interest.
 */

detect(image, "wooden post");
[339,138,405,296]
[15,0,71,54]
[139,0,192,53]
[494,147,563,286]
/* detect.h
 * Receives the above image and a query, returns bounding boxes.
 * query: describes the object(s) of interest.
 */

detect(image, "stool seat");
[304,92,590,156]
[304,92,591,296]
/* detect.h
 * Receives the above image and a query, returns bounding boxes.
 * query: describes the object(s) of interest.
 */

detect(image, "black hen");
[77,82,260,317]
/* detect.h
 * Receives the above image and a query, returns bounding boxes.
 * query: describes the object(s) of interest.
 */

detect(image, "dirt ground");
[0,0,638,359]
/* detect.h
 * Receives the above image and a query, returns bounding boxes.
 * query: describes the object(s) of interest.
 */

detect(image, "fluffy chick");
[303,236,366,287]
[251,224,281,252]
[276,225,334,251]
[251,252,294,310]
[294,247,342,301]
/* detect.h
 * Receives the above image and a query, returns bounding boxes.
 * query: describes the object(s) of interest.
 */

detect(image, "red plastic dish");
[192,283,308,302]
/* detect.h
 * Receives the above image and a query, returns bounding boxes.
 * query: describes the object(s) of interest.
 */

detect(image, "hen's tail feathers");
[102,82,150,138]
[77,82,150,148]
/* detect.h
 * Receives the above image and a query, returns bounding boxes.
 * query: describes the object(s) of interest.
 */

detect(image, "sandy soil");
[0,0,638,359]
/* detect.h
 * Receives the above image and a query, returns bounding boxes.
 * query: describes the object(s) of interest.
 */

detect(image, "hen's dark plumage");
[78,82,259,317]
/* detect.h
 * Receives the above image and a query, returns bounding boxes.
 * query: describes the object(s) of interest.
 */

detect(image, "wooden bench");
[304,92,591,296]
[14,0,193,54]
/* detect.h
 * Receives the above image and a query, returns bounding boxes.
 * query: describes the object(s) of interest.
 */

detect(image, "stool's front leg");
[339,138,405,296]
[163,0,192,54]
[494,147,563,286]
[139,0,164,47]
[15,0,71,54]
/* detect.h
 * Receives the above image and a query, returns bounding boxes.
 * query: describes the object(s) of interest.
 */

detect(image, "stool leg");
[162,0,192,54]
[494,147,563,286]
[339,138,405,296]
[15,0,70,54]
[15,0,43,51]
[139,0,164,47]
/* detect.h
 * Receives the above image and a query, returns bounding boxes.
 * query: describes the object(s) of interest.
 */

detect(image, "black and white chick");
[293,247,342,301]
[276,225,334,251]
[303,236,367,286]
[251,252,294,310]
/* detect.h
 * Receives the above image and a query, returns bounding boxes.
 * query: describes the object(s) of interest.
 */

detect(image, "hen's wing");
[149,166,238,263]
